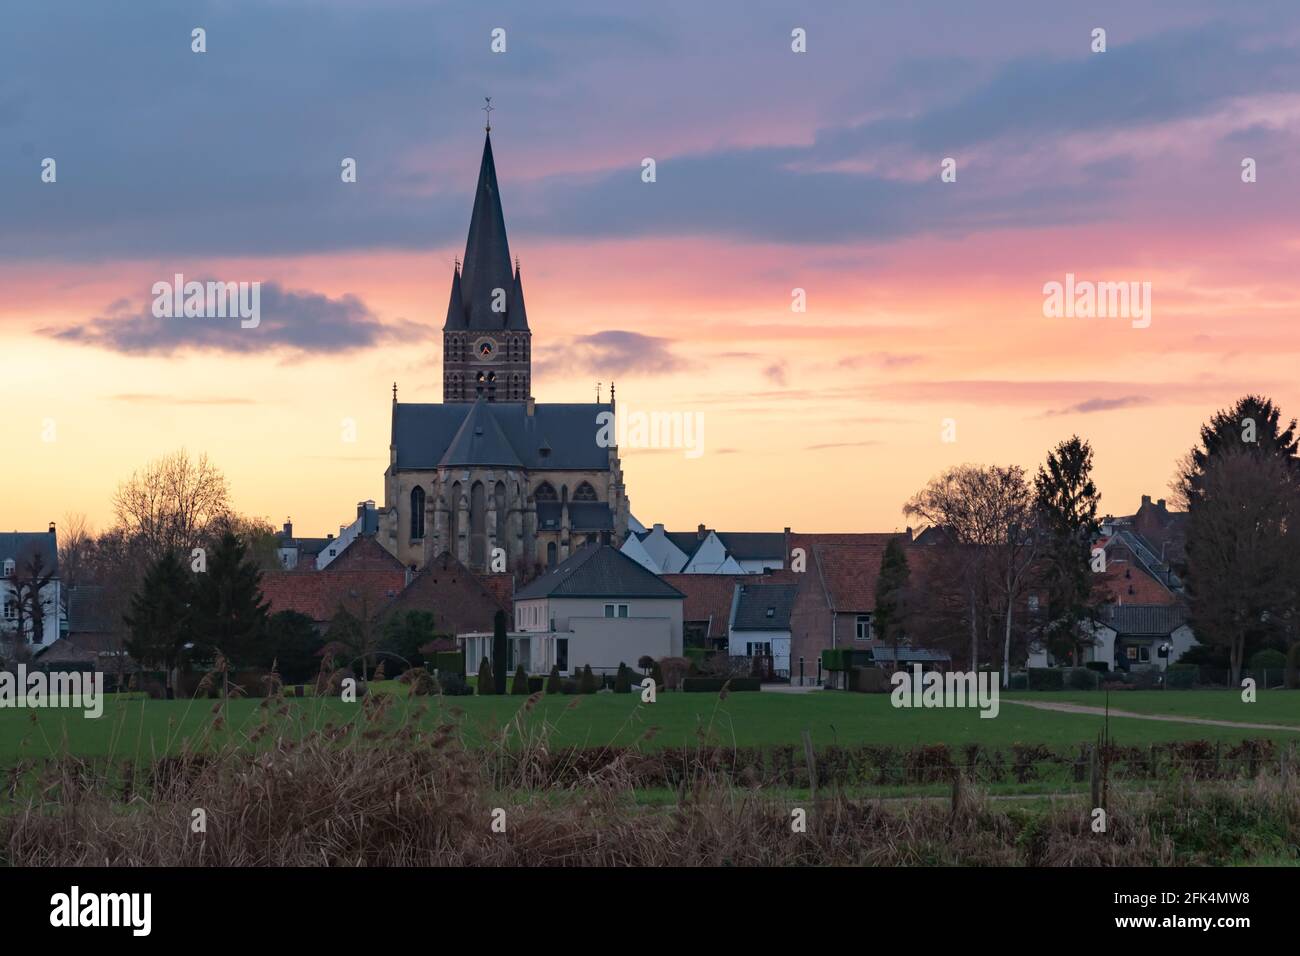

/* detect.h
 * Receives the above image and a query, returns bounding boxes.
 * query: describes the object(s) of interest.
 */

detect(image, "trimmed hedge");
[1165,664,1196,689]
[428,651,465,676]
[1027,668,1064,691]
[682,677,761,693]
[821,649,845,671]
[1066,667,1099,691]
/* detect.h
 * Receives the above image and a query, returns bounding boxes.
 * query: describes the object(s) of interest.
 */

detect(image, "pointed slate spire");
[506,260,529,330]
[443,261,466,330]
[461,132,514,329]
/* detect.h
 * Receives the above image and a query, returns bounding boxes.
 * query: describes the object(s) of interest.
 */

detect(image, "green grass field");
[2,687,1296,762]
[1005,689,1300,726]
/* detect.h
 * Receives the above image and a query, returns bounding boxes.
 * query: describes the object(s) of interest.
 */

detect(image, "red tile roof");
[788,533,903,613]
[661,574,743,639]
[260,569,407,624]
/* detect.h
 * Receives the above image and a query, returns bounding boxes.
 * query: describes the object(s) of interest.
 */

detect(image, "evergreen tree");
[511,665,529,695]
[1033,436,1102,663]
[578,663,598,694]
[545,664,561,694]
[191,531,270,667]
[1177,395,1300,508]
[476,656,495,695]
[123,552,194,696]
[614,662,631,693]
[492,610,508,695]
[260,610,323,684]
[873,536,911,669]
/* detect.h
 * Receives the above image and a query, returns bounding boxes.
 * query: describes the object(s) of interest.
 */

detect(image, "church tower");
[442,126,532,403]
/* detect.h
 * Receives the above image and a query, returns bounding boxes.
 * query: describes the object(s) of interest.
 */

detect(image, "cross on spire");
[482,96,494,132]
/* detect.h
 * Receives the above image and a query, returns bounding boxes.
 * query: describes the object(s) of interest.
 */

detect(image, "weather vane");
[483,96,493,132]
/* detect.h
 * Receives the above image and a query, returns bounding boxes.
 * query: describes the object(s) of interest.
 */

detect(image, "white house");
[727,582,796,675]
[621,523,785,575]
[1026,605,1195,671]
[463,544,684,676]
[1,526,64,648]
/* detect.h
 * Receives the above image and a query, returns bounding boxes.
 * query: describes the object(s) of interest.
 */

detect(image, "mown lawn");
[2,687,1297,762]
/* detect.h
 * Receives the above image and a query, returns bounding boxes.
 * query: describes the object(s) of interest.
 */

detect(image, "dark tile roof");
[732,583,798,630]
[0,530,58,575]
[715,532,785,560]
[870,646,951,662]
[439,399,524,467]
[393,402,613,471]
[514,544,684,600]
[1100,604,1188,636]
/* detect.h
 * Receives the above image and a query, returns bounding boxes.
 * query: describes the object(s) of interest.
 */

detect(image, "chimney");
[1157,498,1166,510]
[525,396,535,417]
[283,519,293,538]
[697,523,707,540]
[653,523,665,533]
[48,521,56,535]
[1141,494,1151,508]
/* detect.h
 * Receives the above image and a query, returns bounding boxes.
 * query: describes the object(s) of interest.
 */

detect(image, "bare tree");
[58,512,94,590]
[113,449,231,562]
[6,548,58,649]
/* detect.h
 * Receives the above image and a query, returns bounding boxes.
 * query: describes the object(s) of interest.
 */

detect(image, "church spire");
[443,260,466,331]
[460,129,514,329]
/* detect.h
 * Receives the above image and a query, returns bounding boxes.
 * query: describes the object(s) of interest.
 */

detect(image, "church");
[379,125,632,575]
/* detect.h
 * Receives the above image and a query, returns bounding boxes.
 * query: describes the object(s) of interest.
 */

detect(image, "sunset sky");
[3,0,1299,540]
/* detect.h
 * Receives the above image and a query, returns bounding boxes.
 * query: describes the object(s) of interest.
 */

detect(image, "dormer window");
[2,559,13,578]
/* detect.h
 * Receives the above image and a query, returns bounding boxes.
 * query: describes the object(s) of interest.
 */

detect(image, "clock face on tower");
[473,338,497,361]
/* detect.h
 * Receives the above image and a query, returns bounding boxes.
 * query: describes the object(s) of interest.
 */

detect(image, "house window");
[746,642,772,657]
[855,614,872,641]
[604,603,629,618]
[556,638,569,673]
[1138,646,1150,663]
[1027,594,1039,612]
[2,559,13,578]
[1126,646,1138,661]
[3,599,15,620]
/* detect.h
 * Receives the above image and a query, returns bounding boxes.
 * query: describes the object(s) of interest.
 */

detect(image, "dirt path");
[1003,698,1300,733]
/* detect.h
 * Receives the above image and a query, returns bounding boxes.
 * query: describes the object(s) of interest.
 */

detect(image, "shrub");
[561,679,579,694]
[1084,661,1109,673]
[821,649,845,671]
[1066,667,1099,691]
[1249,649,1287,673]
[511,665,529,695]
[1009,672,1028,691]
[578,664,598,695]
[637,655,655,672]
[614,663,632,693]
[439,673,472,696]
[851,666,889,693]
[659,657,691,690]
[650,661,664,691]
[476,657,495,695]
[1166,664,1197,690]
[1027,668,1064,691]
[545,665,561,693]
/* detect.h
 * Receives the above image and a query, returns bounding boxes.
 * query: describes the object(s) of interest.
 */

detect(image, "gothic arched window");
[410,486,426,539]
[534,482,557,502]
[573,481,597,502]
